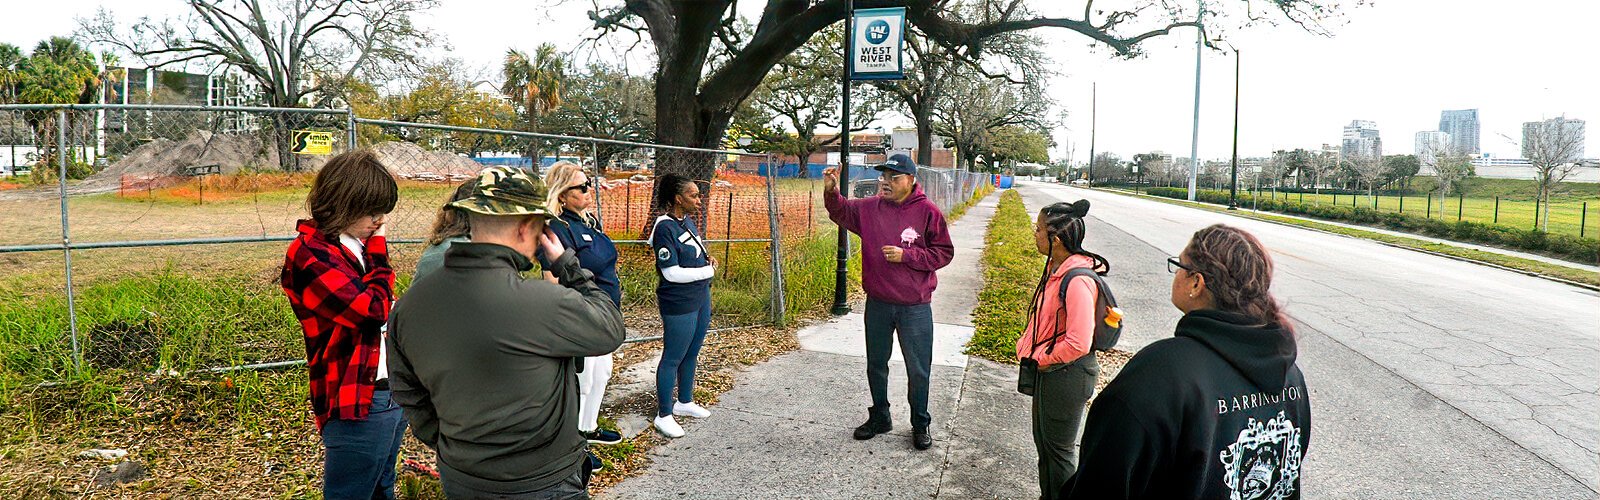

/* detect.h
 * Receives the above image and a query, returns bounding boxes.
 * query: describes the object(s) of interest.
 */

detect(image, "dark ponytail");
[654,173,694,212]
[1038,200,1110,275]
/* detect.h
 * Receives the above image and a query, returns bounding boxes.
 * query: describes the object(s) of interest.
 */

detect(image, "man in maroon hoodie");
[824,153,955,450]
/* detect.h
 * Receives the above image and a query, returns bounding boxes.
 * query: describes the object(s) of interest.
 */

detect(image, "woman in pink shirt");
[1017,200,1109,499]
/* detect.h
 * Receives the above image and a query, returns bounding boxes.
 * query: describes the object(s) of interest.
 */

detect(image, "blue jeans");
[864,299,935,429]
[657,301,712,417]
[321,389,408,500]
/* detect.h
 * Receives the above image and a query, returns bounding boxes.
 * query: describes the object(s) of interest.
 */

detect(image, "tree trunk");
[272,114,297,172]
[914,106,933,166]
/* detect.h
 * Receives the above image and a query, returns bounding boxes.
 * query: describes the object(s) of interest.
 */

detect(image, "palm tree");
[501,44,565,163]
[0,43,24,104]
[15,37,102,174]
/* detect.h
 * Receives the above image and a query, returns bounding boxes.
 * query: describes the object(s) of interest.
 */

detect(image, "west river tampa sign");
[850,7,905,81]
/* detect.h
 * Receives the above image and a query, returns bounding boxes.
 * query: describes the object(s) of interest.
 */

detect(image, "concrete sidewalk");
[604,190,1044,499]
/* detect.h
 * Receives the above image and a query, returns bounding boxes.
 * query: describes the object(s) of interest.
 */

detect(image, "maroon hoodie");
[825,183,955,305]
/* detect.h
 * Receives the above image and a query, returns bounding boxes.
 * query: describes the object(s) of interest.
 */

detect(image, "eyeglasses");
[1167,256,1198,275]
[566,182,590,194]
[370,213,389,224]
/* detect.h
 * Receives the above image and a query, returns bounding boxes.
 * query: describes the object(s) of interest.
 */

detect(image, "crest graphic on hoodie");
[900,227,921,246]
[1219,410,1303,500]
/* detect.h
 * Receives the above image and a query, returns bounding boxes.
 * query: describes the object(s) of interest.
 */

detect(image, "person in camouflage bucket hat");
[387,164,625,497]
[448,166,554,217]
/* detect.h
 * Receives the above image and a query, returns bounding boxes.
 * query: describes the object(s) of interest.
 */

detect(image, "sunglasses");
[1167,256,1199,275]
[565,179,592,194]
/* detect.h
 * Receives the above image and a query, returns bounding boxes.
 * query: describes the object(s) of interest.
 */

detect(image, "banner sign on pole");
[291,130,333,155]
[850,7,906,80]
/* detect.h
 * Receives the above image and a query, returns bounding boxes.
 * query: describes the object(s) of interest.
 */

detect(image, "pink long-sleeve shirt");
[1017,254,1098,367]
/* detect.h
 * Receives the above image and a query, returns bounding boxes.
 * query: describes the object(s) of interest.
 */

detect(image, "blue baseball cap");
[874,153,917,176]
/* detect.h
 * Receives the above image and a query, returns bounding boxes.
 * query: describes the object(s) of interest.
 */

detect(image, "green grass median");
[967,190,1036,363]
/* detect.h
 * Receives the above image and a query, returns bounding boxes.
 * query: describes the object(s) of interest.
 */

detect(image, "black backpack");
[1059,268,1124,351]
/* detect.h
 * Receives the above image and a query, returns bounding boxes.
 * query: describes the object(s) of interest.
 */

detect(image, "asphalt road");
[1019,181,1599,498]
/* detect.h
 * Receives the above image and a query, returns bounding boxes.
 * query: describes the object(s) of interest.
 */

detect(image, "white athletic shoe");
[673,401,712,418]
[654,415,685,438]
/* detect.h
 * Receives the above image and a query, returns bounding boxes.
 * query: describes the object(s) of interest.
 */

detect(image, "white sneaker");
[673,401,712,418]
[654,415,685,438]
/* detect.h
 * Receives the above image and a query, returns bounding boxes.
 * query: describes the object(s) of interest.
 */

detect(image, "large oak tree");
[587,0,1344,178]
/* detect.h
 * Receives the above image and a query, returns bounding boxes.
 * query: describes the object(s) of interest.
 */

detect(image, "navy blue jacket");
[650,214,713,315]
[551,209,622,307]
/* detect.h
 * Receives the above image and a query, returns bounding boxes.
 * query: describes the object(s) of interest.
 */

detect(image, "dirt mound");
[370,141,484,181]
[92,130,322,182]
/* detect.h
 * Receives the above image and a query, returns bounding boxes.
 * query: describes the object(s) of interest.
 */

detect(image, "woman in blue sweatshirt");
[545,161,625,446]
[650,173,716,438]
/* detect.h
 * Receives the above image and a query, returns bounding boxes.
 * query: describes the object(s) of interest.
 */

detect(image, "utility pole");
[1228,46,1240,210]
[1087,82,1096,186]
[1186,0,1204,201]
[831,0,855,316]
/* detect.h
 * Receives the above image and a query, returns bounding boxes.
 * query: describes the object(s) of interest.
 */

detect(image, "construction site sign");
[291,130,334,155]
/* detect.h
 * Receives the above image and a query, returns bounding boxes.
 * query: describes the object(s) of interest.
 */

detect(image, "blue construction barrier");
[757,162,880,179]
[472,157,581,169]
[998,175,1014,189]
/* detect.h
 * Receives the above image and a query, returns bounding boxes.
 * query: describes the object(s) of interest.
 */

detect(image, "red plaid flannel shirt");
[281,219,394,429]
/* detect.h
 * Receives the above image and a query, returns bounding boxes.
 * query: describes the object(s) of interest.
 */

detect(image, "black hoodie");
[1063,309,1311,500]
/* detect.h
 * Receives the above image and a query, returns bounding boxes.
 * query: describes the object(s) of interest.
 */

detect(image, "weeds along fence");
[0,103,816,382]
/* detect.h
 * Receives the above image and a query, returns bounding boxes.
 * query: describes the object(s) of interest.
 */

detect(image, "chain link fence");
[1,104,800,382]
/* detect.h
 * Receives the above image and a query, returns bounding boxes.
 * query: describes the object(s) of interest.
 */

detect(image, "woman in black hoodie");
[1063,224,1311,500]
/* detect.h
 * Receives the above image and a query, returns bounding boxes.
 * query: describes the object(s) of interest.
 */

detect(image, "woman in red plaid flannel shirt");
[280,149,404,500]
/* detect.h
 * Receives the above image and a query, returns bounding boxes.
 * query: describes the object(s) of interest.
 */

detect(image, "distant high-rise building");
[1342,120,1382,160]
[1439,109,1480,154]
[1522,117,1587,161]
[1414,131,1452,172]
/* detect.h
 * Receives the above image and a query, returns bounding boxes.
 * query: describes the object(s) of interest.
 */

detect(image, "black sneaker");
[853,418,893,440]
[912,427,932,450]
[582,429,624,445]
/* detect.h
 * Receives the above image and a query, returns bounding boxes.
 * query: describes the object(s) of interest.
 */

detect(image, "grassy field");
[1242,188,1598,238]
[2,166,1007,497]
[1113,189,1600,289]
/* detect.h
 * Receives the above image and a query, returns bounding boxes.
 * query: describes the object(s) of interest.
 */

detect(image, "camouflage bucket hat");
[449,166,552,217]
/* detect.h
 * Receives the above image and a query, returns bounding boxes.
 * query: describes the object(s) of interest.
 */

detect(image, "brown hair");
[426,181,477,246]
[307,149,398,238]
[1181,224,1291,331]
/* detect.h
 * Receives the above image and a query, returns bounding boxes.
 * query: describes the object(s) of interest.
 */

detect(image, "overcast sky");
[7,0,1597,163]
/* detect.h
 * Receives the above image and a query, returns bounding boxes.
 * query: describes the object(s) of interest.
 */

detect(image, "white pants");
[577,353,614,432]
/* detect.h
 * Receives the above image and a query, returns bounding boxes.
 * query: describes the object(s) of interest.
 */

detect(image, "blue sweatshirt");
[650,214,713,315]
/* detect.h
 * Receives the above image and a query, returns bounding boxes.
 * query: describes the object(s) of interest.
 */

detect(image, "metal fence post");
[724,190,733,265]
[590,141,604,226]
[764,152,786,326]
[57,109,82,375]
[346,109,357,149]
[1534,198,1541,230]
[1457,192,1463,221]
[1427,193,1432,218]
[1399,193,1405,214]
[1581,202,1588,238]
[1494,197,1500,224]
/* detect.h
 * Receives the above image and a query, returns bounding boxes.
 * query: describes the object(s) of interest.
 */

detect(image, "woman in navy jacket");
[649,173,716,438]
[544,161,625,446]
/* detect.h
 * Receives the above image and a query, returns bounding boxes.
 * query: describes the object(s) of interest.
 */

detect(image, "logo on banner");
[865,20,891,44]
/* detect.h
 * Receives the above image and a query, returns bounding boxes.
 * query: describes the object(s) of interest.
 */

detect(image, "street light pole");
[831,0,855,316]
[1228,46,1240,210]
[1186,0,1204,201]
[1087,82,1096,186]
